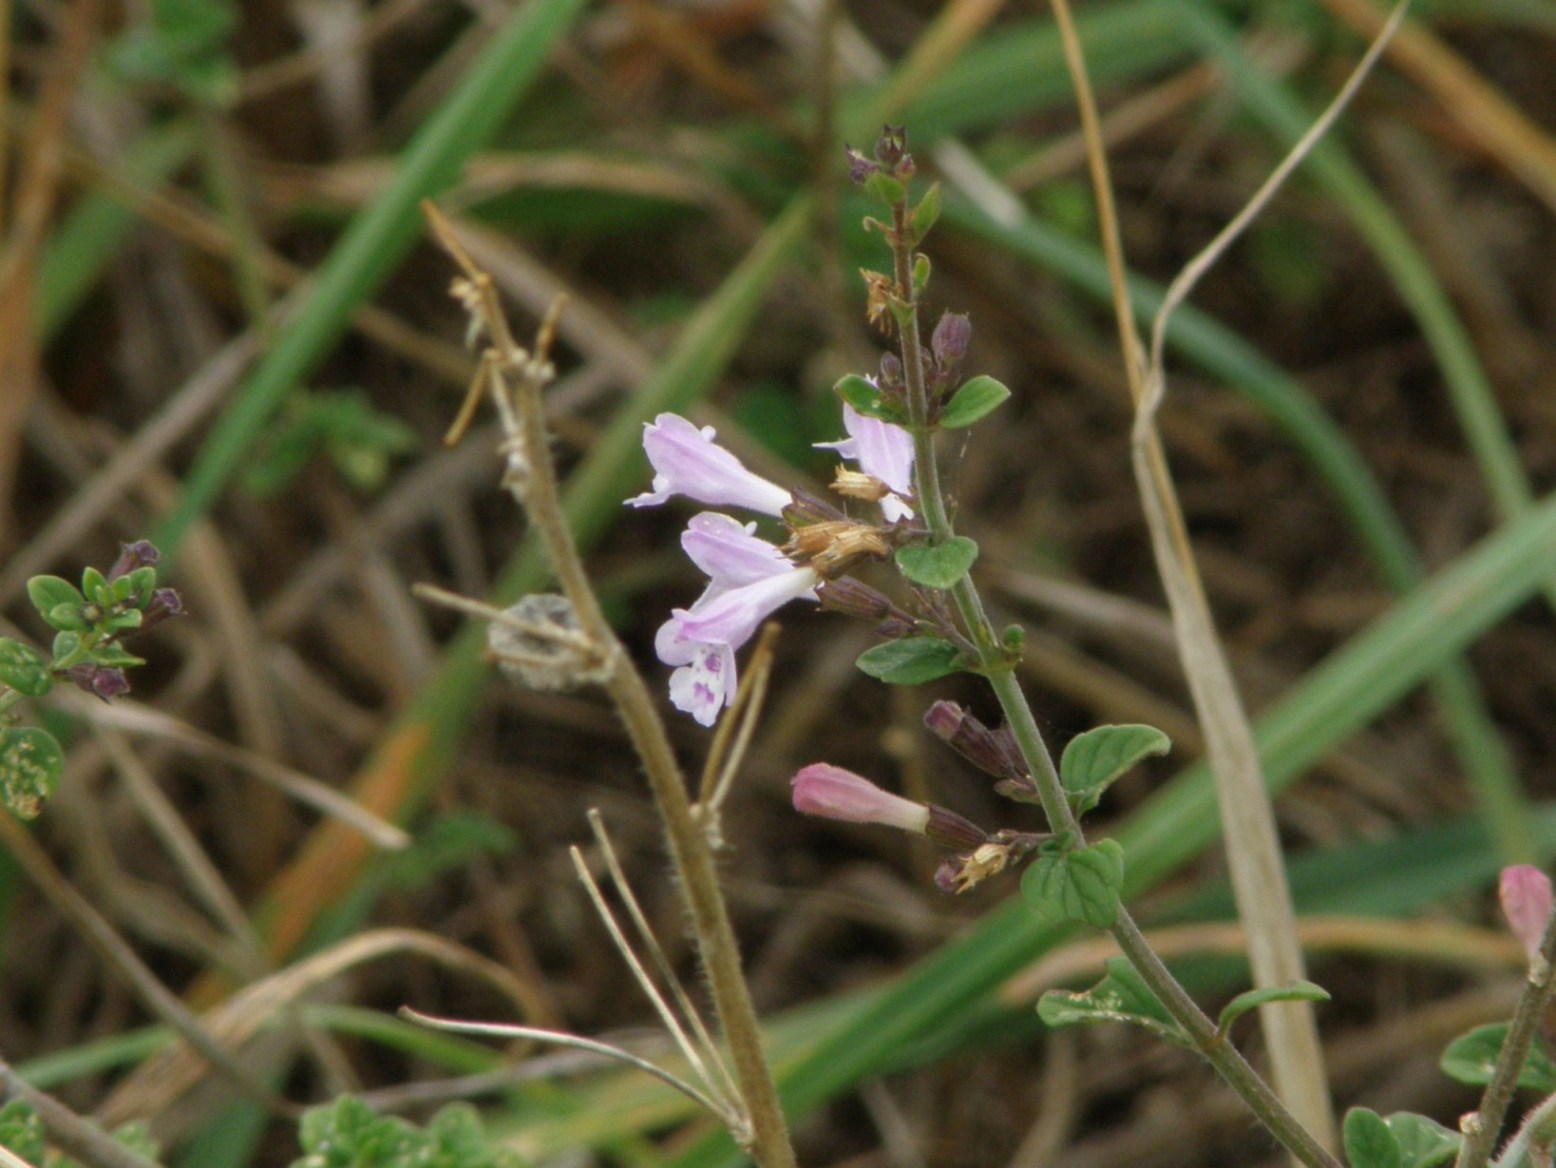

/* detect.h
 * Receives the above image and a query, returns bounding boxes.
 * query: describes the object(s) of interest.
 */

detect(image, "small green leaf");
[912,253,931,292]
[833,374,903,424]
[46,603,90,633]
[863,170,905,206]
[1021,838,1125,928]
[51,631,82,662]
[940,375,1012,429]
[1217,980,1330,1036]
[910,182,942,242]
[1343,1108,1403,1168]
[81,567,110,605]
[27,575,83,618]
[0,726,64,820]
[895,537,978,590]
[0,639,53,697]
[1037,956,1186,1045]
[118,566,158,607]
[1059,724,1170,815]
[855,637,962,685]
[1386,1113,1460,1168]
[91,644,147,669]
[103,609,144,634]
[1440,1023,1556,1092]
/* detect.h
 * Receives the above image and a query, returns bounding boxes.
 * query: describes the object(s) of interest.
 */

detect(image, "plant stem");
[1456,902,1556,1168]
[499,320,796,1168]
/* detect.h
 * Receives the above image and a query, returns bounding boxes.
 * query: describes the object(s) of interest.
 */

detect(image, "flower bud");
[877,351,903,390]
[139,587,186,631]
[844,146,879,186]
[817,577,907,627]
[873,125,907,169]
[924,701,1024,780]
[1501,865,1554,962]
[791,764,929,834]
[107,540,160,582]
[68,664,130,702]
[931,312,971,368]
[784,489,845,525]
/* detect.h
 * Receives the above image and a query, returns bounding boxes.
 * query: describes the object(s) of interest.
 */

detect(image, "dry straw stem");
[424,203,797,1168]
[98,927,530,1131]
[1049,0,1408,1150]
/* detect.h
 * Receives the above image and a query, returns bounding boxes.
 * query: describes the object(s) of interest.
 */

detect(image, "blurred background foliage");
[3,0,1556,1164]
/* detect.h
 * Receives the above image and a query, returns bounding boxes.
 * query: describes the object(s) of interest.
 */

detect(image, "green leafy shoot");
[1020,837,1125,928]
[1037,956,1187,1046]
[855,637,963,685]
[895,537,979,590]
[291,1096,520,1168]
[1216,981,1330,1040]
[1059,724,1170,816]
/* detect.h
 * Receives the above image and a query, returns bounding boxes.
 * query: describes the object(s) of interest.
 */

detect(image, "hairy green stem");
[1456,903,1556,1168]
[499,323,796,1168]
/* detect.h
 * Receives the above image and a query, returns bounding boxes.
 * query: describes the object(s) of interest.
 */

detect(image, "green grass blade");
[1174,0,1538,861]
[152,0,591,562]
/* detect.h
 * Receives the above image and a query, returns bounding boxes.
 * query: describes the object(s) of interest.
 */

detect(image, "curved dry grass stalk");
[1046,0,1410,1149]
[62,694,410,849]
[398,1010,736,1124]
[98,928,531,1131]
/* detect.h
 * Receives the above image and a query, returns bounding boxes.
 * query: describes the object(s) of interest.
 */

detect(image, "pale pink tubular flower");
[815,403,916,521]
[1500,865,1554,962]
[791,764,929,833]
[627,413,792,516]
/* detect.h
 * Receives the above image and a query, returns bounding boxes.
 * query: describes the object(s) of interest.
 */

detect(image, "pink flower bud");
[1501,865,1554,961]
[791,764,928,834]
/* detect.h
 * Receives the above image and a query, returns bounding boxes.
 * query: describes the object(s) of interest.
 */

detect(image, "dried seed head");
[487,593,612,692]
[785,521,890,578]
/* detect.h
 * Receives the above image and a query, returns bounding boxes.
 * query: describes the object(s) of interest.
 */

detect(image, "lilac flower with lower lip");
[627,413,792,516]
[654,513,819,726]
[815,404,916,521]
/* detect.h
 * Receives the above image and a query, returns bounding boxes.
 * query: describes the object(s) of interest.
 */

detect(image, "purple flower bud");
[925,804,990,851]
[791,764,929,834]
[874,125,908,170]
[931,312,971,368]
[1501,865,1554,961]
[924,701,1024,780]
[878,351,903,389]
[784,489,846,525]
[845,146,879,185]
[107,540,160,582]
[817,577,895,623]
[68,664,130,702]
[139,587,185,630]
